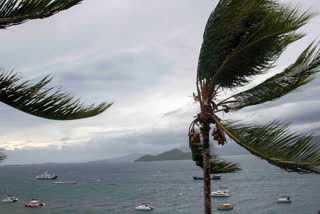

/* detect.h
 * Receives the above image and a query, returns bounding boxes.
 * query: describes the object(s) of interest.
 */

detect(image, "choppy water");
[0,155,319,214]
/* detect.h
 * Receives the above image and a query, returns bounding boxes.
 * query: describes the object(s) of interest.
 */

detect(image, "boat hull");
[2,199,18,203]
[136,207,153,211]
[136,204,153,211]
[217,207,233,210]
[36,175,58,180]
[192,176,221,180]
[211,194,229,197]
[136,207,152,211]
[217,203,233,210]
[277,200,291,203]
[51,181,77,184]
[1,196,18,203]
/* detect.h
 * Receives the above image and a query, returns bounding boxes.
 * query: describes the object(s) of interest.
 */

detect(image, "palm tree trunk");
[202,121,211,214]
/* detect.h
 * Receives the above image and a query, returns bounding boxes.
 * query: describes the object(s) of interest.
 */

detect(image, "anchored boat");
[211,189,230,197]
[277,196,292,203]
[1,195,18,203]
[211,186,230,197]
[25,199,46,208]
[217,203,233,210]
[35,171,58,180]
[192,175,221,180]
[136,203,153,211]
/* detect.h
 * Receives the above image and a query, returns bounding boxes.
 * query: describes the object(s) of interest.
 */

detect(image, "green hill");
[134,149,192,162]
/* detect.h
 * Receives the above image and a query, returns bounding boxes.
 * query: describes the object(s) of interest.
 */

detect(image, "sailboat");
[25,178,46,208]
[135,185,154,211]
[25,199,46,207]
[136,203,153,211]
[1,186,18,203]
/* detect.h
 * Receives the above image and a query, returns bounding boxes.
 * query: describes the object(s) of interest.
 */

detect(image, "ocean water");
[0,155,319,214]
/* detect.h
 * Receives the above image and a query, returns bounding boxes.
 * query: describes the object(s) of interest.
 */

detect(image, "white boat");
[211,189,229,197]
[35,171,58,180]
[136,203,153,211]
[1,195,18,203]
[277,196,291,203]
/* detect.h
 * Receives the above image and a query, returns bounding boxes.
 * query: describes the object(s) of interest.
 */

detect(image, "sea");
[0,155,319,214]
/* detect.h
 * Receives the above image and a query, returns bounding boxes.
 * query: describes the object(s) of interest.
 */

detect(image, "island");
[134,149,192,162]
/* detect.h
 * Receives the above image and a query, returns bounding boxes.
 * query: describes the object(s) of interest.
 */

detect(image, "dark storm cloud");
[222,74,320,136]
[280,102,320,125]
[48,49,173,100]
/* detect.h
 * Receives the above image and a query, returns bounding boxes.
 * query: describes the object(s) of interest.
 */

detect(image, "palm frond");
[220,120,320,174]
[0,71,112,120]
[197,0,314,91]
[0,150,6,162]
[0,0,83,29]
[220,42,320,110]
[190,144,240,173]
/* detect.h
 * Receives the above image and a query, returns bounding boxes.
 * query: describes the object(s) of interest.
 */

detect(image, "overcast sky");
[1,0,320,165]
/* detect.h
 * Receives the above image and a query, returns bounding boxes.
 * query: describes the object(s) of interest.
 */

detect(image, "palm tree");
[188,0,320,213]
[0,0,112,161]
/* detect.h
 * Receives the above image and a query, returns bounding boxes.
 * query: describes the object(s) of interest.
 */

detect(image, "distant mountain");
[134,149,192,162]
[89,153,143,163]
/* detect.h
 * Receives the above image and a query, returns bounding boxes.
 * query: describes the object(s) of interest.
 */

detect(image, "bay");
[0,155,319,214]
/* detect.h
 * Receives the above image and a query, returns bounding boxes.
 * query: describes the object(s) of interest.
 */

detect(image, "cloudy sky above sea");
[1,0,320,164]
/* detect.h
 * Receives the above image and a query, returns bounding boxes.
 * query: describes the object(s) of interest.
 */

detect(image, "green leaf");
[190,144,240,173]
[0,71,112,120]
[0,0,83,29]
[221,120,320,174]
[197,0,314,90]
[221,42,320,110]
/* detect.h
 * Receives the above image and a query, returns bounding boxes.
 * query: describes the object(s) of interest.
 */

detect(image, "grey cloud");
[3,128,188,164]
[46,49,173,101]
[162,108,183,118]
[89,128,135,135]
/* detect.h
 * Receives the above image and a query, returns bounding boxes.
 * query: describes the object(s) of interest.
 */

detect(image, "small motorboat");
[35,171,58,180]
[217,203,233,210]
[277,196,292,203]
[25,199,46,207]
[1,195,18,203]
[136,203,153,211]
[211,189,229,197]
[192,175,221,180]
[192,176,203,180]
[212,174,221,180]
